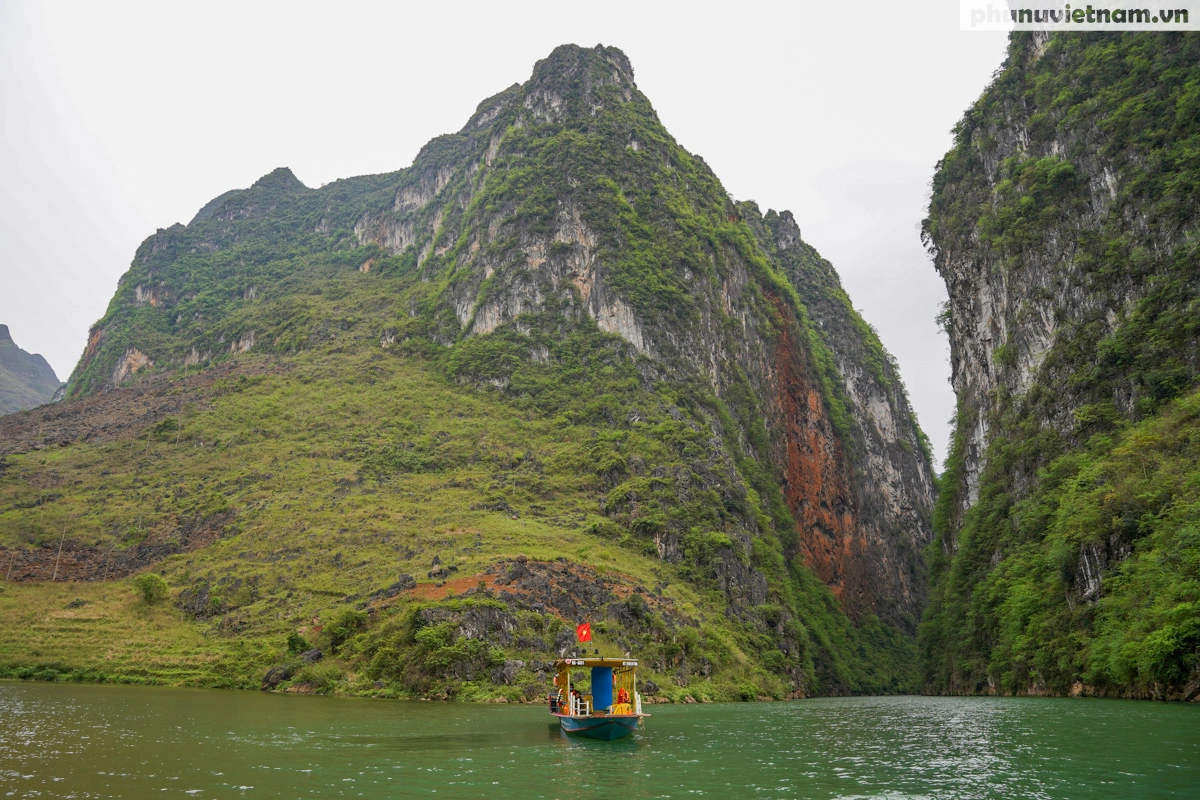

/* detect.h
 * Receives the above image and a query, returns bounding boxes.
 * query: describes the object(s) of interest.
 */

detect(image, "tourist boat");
[549,657,648,740]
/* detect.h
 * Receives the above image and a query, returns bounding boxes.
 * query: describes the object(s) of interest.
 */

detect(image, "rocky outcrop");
[111,347,152,385]
[0,324,62,415]
[485,558,682,628]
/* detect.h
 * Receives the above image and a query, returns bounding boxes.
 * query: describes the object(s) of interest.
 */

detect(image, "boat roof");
[554,657,638,668]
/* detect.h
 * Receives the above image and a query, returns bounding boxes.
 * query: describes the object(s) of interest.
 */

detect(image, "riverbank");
[4,577,1195,704]
[0,578,808,703]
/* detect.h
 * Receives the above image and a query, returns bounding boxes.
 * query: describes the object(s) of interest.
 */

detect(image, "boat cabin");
[550,657,643,717]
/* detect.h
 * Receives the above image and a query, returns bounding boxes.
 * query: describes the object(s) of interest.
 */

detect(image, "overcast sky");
[0,1,1007,467]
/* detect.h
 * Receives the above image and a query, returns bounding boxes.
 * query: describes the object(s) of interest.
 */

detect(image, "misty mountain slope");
[1,45,932,698]
[0,324,61,415]
[921,32,1200,700]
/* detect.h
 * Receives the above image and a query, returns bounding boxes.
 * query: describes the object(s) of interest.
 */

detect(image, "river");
[1,682,1196,799]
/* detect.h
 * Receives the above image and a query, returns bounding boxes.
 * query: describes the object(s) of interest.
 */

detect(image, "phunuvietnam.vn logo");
[961,0,1200,29]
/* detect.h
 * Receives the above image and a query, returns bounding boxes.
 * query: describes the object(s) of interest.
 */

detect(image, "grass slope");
[2,341,914,699]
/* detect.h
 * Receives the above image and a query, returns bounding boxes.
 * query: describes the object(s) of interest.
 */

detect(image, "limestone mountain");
[922,32,1200,700]
[1,45,933,698]
[0,324,62,415]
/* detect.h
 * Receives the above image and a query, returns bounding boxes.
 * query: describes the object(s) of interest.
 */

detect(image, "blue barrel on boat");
[591,666,613,711]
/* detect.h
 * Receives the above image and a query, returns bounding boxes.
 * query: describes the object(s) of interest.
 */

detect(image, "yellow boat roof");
[554,657,638,668]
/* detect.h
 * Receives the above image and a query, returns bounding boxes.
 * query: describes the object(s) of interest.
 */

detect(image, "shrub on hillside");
[132,573,169,605]
[287,632,310,655]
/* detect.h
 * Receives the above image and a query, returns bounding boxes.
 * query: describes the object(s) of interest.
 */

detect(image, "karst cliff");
[922,31,1200,701]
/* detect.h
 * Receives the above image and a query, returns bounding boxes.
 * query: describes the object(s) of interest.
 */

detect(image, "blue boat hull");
[557,715,640,740]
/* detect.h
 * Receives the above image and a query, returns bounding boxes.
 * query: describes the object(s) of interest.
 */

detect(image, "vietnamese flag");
[576,622,592,643]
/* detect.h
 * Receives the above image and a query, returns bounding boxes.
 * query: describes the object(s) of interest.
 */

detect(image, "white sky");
[0,0,1007,467]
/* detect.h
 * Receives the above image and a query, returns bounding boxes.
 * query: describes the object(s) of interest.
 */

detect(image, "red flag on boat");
[576,622,592,643]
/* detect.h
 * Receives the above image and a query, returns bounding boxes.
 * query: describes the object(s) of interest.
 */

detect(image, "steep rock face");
[0,324,62,415]
[349,46,934,627]
[63,45,932,650]
[930,34,1199,518]
[922,32,1200,698]
[746,209,936,627]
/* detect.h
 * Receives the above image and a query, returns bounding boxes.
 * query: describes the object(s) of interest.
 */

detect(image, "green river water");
[0,682,1196,799]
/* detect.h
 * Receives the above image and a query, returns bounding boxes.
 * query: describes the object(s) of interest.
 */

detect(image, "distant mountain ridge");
[0,324,61,415]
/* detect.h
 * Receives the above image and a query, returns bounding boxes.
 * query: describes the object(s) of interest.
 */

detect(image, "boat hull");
[557,714,640,740]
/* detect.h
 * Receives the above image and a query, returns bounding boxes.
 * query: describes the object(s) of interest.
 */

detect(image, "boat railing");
[570,695,591,716]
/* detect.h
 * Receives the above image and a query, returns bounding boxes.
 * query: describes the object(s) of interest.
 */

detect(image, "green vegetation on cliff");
[923,388,1200,695]
[922,32,1200,699]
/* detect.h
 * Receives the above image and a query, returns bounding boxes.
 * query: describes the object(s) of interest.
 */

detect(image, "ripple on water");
[1,686,1198,799]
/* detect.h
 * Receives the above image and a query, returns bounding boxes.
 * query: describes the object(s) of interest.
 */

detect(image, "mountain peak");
[529,43,634,86]
[461,45,638,134]
[250,167,307,194]
[185,167,308,228]
[516,44,639,124]
[0,324,11,344]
